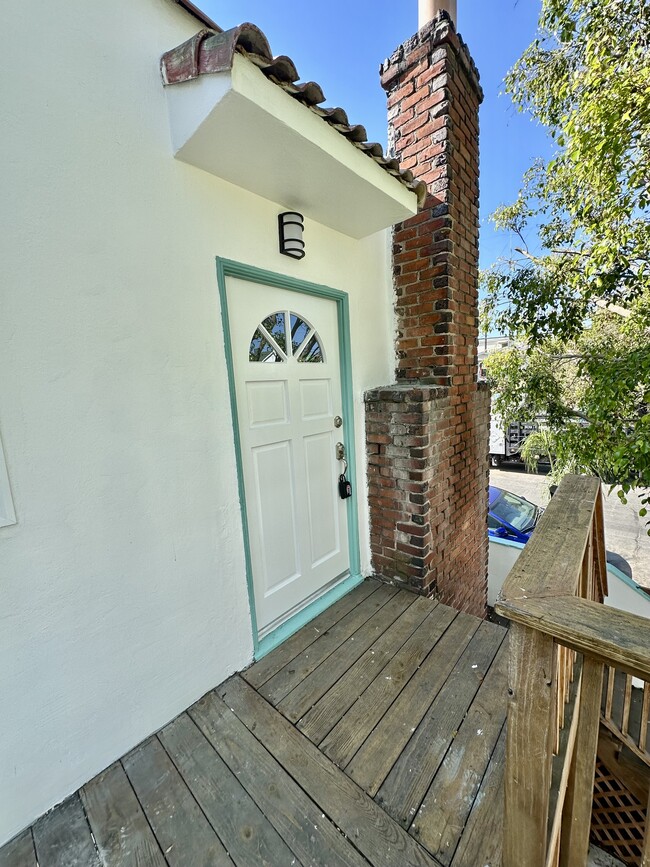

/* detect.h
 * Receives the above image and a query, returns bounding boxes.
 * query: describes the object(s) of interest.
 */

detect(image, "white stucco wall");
[487,537,525,607]
[0,0,394,844]
[605,565,650,620]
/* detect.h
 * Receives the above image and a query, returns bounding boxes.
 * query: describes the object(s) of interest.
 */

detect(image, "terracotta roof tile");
[161,24,427,208]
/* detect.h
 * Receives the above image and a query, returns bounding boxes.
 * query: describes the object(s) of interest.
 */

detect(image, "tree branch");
[550,248,589,258]
[514,227,529,252]
[514,247,543,263]
[594,299,632,318]
[566,408,592,423]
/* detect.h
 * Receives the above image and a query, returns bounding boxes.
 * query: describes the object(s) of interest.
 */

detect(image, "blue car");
[488,485,543,543]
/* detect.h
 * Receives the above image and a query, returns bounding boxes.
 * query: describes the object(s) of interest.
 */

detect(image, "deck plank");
[412,641,509,863]
[320,602,459,768]
[243,580,379,689]
[298,595,434,744]
[278,590,418,723]
[0,830,36,867]
[159,712,302,867]
[122,735,234,867]
[189,690,369,867]
[81,761,167,867]
[450,724,506,867]
[377,620,506,827]
[220,676,443,867]
[33,794,101,867]
[259,583,399,706]
[345,612,483,796]
[2,592,510,867]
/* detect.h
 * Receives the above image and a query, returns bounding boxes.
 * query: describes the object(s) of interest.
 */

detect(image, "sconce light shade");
[278,211,305,259]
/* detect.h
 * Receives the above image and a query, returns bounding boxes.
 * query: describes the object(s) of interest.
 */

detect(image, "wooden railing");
[602,665,650,768]
[495,474,650,867]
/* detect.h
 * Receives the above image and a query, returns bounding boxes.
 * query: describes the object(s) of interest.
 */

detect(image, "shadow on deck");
[0,579,508,867]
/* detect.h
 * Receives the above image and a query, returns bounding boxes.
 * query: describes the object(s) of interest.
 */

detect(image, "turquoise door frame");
[216,258,363,659]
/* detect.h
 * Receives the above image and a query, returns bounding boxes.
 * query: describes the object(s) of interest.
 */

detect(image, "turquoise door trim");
[255,573,364,660]
[216,257,363,660]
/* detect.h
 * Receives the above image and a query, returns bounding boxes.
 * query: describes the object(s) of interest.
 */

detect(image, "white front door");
[226,277,351,637]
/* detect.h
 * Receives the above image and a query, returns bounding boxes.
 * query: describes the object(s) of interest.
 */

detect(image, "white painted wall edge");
[488,536,650,619]
[0,431,16,528]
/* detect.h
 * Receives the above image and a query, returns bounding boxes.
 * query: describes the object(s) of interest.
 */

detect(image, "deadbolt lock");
[334,415,343,428]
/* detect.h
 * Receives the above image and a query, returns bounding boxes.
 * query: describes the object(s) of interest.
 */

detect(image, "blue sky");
[200,1,553,269]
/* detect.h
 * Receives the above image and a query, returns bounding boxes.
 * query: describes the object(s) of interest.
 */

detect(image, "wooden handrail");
[497,595,650,681]
[495,474,650,867]
[496,474,604,604]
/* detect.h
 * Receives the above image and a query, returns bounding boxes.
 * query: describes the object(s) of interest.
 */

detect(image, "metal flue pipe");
[418,0,457,28]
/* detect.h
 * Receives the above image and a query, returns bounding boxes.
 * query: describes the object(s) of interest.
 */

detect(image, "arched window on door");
[249,311,324,363]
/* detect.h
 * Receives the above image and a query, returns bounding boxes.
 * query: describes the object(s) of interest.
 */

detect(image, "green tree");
[482,0,650,516]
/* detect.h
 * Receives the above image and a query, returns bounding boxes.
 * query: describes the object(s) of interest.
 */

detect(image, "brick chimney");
[364,9,490,617]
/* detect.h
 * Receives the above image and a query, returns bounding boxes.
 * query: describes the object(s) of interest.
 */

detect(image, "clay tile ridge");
[160,24,427,209]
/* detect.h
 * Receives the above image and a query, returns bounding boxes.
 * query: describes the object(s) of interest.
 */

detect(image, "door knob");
[336,442,346,461]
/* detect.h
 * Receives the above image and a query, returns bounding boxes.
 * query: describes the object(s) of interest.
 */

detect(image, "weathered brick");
[364,16,489,619]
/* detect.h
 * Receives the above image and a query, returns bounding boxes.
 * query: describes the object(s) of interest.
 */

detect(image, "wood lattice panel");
[591,759,646,866]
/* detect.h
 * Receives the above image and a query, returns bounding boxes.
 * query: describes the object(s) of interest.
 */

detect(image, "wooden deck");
[0,579,509,867]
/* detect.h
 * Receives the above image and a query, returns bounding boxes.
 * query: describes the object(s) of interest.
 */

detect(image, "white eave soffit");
[163,54,419,239]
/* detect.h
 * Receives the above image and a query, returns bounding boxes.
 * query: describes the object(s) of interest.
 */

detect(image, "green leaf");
[485,0,650,497]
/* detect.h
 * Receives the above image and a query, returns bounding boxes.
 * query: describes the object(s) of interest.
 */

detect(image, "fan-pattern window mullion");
[249,310,324,363]
[293,327,315,360]
[258,322,287,361]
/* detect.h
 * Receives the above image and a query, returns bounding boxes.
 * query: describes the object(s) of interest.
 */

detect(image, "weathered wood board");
[159,713,299,867]
[220,676,442,867]
[190,688,367,867]
[123,735,234,867]
[33,794,102,867]
[243,579,378,688]
[321,602,459,768]
[0,830,37,867]
[1,581,511,867]
[81,763,166,867]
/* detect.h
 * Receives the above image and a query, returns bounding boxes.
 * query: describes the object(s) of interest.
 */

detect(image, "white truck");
[489,413,539,468]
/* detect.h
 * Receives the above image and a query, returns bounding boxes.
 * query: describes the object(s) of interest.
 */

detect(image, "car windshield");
[491,490,538,532]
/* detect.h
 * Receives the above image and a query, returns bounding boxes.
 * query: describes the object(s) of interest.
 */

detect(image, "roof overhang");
[163,52,419,238]
[174,0,221,32]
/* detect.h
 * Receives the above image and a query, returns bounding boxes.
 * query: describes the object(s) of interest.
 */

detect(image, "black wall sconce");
[278,212,305,259]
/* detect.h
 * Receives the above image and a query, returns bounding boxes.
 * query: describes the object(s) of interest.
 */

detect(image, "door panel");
[304,432,340,566]
[226,278,350,636]
[246,381,289,427]
[251,440,300,593]
[300,379,332,420]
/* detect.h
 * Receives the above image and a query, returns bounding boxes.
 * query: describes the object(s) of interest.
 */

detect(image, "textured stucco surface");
[0,0,394,844]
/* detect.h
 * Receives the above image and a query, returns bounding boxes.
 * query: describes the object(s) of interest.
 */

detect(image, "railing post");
[503,623,556,867]
[641,794,650,867]
[559,656,604,867]
[499,476,650,867]
[593,486,608,603]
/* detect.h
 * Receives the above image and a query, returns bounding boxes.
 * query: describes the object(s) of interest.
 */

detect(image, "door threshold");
[255,573,364,660]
